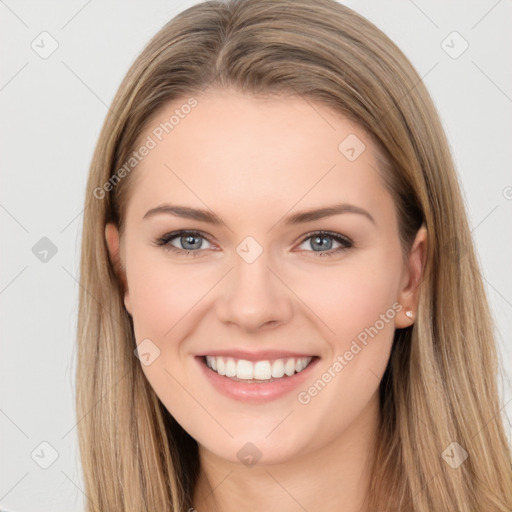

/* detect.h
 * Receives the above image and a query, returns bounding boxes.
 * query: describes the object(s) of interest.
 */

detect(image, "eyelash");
[154,230,354,258]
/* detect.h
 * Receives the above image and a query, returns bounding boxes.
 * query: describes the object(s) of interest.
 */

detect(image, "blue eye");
[155,230,213,256]
[298,231,353,257]
[154,230,353,257]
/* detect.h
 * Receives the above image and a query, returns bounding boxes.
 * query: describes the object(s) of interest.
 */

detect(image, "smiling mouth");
[203,355,317,382]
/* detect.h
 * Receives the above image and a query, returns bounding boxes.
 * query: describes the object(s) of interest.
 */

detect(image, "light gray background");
[1,1,511,511]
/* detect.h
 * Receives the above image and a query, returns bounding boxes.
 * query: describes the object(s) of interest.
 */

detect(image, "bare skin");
[105,88,426,512]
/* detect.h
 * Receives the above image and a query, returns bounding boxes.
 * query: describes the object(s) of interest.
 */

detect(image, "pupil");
[183,235,201,250]
[312,235,332,251]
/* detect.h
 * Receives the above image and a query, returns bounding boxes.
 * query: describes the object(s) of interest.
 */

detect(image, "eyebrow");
[143,203,375,226]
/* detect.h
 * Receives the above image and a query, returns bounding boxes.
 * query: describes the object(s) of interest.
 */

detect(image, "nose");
[215,250,294,332]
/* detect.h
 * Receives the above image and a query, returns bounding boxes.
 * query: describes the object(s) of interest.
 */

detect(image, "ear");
[105,222,132,315]
[395,225,427,328]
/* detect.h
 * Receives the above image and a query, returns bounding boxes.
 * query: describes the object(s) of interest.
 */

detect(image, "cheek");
[296,250,402,349]
[293,250,402,407]
[124,247,212,417]
[287,253,401,446]
[124,246,210,341]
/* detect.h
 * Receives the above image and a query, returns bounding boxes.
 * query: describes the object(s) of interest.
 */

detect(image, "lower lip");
[196,356,320,403]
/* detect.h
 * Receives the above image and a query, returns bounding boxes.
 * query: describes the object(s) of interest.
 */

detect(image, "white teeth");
[225,358,237,377]
[236,359,253,379]
[271,359,285,378]
[216,357,225,376]
[253,361,271,380]
[284,358,296,376]
[205,355,313,381]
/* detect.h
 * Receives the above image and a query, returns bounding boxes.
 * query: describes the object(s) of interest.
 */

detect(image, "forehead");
[125,89,391,224]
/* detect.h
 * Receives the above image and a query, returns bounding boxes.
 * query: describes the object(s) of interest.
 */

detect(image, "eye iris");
[311,235,333,251]
[182,234,202,250]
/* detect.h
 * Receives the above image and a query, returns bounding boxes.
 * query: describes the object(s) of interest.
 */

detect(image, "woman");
[76,0,512,510]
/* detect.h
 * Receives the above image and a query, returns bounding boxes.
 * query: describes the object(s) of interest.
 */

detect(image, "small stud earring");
[405,310,414,319]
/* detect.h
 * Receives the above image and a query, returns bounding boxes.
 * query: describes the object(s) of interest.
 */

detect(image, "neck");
[192,392,380,512]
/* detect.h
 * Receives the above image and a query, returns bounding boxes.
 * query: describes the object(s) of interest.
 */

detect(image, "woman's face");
[106,88,424,466]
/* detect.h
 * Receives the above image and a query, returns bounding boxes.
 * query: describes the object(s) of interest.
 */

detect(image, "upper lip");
[197,349,318,362]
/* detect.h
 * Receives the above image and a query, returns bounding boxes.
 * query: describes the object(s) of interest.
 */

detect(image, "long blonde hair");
[76,0,512,510]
